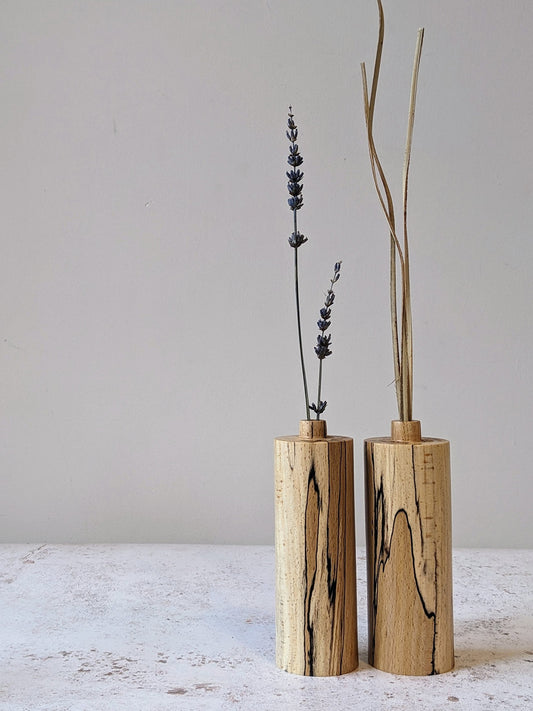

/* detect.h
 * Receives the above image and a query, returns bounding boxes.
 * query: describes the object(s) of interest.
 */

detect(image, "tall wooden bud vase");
[365,420,454,675]
[274,420,358,676]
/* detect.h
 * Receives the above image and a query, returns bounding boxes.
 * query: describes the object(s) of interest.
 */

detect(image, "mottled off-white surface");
[0,546,532,710]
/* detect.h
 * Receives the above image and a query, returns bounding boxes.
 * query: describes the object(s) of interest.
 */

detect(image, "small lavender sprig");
[310,261,342,420]
[287,107,310,419]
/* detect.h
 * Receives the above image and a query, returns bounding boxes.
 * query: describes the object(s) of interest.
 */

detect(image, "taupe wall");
[1,1,531,546]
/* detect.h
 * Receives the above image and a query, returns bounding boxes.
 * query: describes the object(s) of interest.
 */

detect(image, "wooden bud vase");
[274,420,358,676]
[365,420,454,675]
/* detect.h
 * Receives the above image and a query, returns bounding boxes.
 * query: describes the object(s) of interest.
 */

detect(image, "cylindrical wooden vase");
[274,420,358,676]
[365,420,454,675]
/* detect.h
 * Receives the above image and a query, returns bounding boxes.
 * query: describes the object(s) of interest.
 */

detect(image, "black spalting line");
[387,508,437,675]
[304,444,348,675]
[431,548,438,674]
[371,477,385,663]
[324,443,339,674]
[327,441,344,672]
[288,442,295,472]
[326,444,338,608]
[368,444,381,662]
[393,508,436,622]
[303,460,321,675]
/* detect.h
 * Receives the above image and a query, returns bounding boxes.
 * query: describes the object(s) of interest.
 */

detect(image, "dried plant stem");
[360,5,402,413]
[401,27,424,421]
[315,360,323,421]
[294,215,311,420]
[361,0,424,422]
[390,240,401,412]
[361,62,404,415]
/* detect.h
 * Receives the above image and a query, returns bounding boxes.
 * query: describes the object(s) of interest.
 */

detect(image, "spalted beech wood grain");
[365,421,454,675]
[274,420,358,676]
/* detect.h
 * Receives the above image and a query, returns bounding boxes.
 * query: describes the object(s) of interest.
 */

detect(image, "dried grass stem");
[361,0,424,421]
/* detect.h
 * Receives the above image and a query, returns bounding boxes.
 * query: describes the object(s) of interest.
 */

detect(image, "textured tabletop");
[0,545,532,710]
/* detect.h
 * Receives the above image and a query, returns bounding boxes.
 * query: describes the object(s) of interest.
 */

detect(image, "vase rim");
[391,419,422,442]
[299,419,327,440]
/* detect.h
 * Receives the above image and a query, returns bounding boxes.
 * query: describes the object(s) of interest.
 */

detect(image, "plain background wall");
[1,0,531,547]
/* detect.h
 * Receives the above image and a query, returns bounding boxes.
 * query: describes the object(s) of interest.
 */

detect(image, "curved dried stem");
[361,1,424,422]
[362,63,403,415]
[369,0,385,127]
[401,27,424,420]
[369,1,402,414]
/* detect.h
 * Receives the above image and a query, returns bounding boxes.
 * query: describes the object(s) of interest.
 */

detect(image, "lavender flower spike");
[310,261,342,419]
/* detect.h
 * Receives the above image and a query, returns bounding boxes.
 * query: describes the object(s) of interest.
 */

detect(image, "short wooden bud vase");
[274,420,358,676]
[364,420,454,675]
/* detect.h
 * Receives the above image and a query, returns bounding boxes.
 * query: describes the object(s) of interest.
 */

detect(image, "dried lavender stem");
[294,241,311,420]
[316,359,323,421]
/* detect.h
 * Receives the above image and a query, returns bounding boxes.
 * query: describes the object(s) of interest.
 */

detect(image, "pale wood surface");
[391,419,421,442]
[298,419,327,440]
[365,434,454,675]
[275,425,358,675]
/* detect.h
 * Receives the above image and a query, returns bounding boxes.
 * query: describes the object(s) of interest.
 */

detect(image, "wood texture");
[274,421,358,676]
[299,419,327,440]
[391,419,421,442]
[365,428,454,675]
